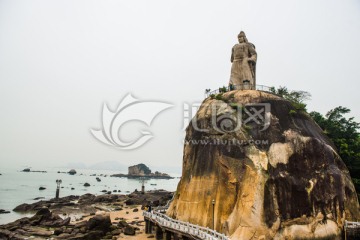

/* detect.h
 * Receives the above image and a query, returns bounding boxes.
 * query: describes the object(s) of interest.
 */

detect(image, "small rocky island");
[111,163,173,179]
[22,168,47,173]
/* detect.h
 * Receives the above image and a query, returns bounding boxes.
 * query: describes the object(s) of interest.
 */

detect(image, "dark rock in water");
[22,168,30,172]
[83,183,90,187]
[86,215,111,233]
[13,195,80,213]
[101,190,107,193]
[113,190,117,192]
[68,169,77,175]
[123,225,135,235]
[71,187,75,190]
[39,187,46,190]
[13,203,33,212]
[96,177,101,182]
[132,208,139,212]
[33,197,45,200]
[107,191,111,194]
[0,209,10,214]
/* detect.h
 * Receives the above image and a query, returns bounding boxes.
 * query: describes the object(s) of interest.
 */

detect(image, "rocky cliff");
[167,90,360,240]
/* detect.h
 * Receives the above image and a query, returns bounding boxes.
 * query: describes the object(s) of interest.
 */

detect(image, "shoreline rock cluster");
[0,190,173,240]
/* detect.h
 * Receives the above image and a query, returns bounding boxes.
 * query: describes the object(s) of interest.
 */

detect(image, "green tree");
[269,86,311,111]
[310,107,360,195]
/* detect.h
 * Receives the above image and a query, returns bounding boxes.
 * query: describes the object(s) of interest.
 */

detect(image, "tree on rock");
[310,107,360,196]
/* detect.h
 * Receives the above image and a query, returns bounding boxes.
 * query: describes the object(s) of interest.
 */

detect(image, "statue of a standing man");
[229,31,257,89]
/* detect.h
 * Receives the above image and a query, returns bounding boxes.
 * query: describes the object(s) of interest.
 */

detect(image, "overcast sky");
[0,0,359,172]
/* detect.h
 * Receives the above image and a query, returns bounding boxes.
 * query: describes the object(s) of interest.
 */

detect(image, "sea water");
[0,167,180,224]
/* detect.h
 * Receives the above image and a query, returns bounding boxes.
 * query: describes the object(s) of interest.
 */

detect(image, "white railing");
[143,210,230,240]
[205,84,273,98]
[345,220,360,229]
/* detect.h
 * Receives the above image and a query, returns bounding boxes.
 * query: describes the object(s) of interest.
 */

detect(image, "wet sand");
[110,205,149,239]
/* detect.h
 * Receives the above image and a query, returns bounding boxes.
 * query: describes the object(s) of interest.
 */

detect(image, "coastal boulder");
[167,90,360,240]
[123,225,136,235]
[86,215,111,233]
[13,203,34,212]
[35,207,51,217]
[0,209,10,214]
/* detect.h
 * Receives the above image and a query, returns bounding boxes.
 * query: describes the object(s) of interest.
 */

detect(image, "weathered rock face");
[167,90,360,240]
[128,163,151,175]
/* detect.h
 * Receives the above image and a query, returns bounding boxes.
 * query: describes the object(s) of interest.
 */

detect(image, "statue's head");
[237,31,248,43]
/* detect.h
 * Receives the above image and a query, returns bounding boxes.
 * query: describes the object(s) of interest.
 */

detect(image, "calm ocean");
[0,167,180,224]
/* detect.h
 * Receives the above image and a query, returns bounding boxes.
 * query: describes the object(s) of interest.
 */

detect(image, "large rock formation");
[111,163,173,179]
[167,90,360,240]
[128,163,152,175]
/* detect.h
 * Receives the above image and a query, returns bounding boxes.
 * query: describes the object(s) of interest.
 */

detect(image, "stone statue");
[229,31,257,89]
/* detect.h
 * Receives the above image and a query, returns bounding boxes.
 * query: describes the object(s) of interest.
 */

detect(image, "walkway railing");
[345,220,360,239]
[345,220,360,229]
[205,84,273,98]
[144,209,230,240]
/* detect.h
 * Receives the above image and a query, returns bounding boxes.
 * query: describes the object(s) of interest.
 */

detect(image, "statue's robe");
[229,42,257,88]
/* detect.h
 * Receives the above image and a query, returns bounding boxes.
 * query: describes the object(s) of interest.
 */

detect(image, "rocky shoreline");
[0,190,173,240]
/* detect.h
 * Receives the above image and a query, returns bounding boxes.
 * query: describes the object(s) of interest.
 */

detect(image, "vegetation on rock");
[269,86,311,112]
[310,107,360,197]
[272,86,360,198]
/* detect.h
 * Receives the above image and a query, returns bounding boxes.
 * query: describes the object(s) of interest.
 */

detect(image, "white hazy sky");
[0,0,359,172]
